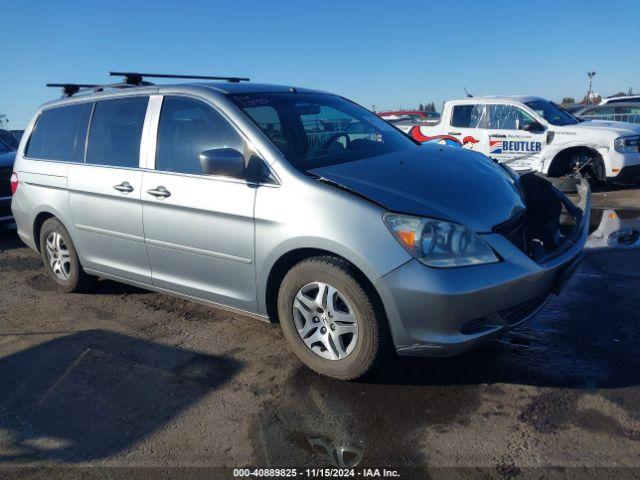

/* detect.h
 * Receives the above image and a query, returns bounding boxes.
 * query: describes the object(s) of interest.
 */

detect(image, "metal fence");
[579,113,640,124]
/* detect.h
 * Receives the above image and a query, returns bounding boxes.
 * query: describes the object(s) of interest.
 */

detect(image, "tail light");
[10,172,18,195]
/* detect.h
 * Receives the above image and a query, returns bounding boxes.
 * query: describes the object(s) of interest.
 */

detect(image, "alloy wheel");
[292,281,359,360]
[45,231,72,280]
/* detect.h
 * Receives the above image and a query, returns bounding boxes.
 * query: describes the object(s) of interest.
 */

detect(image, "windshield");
[229,92,417,170]
[524,100,578,126]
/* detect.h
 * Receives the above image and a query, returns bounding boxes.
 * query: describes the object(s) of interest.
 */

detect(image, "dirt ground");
[0,191,639,479]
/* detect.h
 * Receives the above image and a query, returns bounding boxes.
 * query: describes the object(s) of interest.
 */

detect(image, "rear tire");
[277,256,389,380]
[39,218,94,293]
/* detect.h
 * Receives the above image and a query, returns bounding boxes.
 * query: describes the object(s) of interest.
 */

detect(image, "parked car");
[11,75,589,379]
[600,95,640,105]
[560,104,587,114]
[0,139,16,226]
[401,96,640,183]
[378,110,440,123]
[10,130,25,143]
[0,129,20,151]
[573,102,640,124]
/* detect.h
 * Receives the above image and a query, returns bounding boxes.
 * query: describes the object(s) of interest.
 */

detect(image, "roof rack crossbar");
[109,71,250,84]
[46,83,101,97]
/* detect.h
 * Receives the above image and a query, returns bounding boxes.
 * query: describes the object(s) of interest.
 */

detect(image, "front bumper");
[612,164,640,183]
[375,178,590,357]
[0,196,13,226]
[607,151,640,181]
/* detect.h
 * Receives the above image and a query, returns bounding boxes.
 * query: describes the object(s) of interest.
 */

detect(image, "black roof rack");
[109,71,250,85]
[47,71,251,99]
[46,83,101,97]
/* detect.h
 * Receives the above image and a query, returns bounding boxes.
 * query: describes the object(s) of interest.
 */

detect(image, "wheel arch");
[264,247,388,328]
[32,211,57,252]
[547,145,604,178]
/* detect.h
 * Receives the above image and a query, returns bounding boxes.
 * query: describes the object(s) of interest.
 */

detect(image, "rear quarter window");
[25,103,92,162]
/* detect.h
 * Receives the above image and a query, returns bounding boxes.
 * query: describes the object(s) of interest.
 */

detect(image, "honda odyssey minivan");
[11,74,590,379]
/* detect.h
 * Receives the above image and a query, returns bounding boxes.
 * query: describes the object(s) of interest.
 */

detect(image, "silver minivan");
[11,75,590,379]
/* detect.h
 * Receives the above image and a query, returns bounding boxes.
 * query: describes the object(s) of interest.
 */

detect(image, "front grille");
[0,167,12,197]
[498,295,548,325]
[493,211,527,253]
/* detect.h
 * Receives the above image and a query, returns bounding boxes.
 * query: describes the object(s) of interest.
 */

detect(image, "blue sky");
[1,0,639,129]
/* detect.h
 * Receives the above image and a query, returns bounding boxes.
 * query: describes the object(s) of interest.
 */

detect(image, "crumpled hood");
[0,150,15,169]
[567,120,640,136]
[311,145,525,232]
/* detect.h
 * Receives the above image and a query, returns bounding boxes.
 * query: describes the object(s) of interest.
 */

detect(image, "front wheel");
[277,256,389,380]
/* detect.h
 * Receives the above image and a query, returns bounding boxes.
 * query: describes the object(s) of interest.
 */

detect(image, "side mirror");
[522,121,545,133]
[199,148,245,178]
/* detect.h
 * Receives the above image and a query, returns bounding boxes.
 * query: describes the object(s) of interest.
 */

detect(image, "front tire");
[39,218,93,292]
[277,256,388,380]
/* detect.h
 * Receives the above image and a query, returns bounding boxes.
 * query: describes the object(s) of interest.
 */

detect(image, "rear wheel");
[39,218,94,292]
[277,256,388,380]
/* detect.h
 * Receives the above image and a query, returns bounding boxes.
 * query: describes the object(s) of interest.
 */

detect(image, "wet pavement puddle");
[585,208,640,250]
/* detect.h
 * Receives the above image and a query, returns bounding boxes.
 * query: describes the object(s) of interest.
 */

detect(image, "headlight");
[383,213,499,268]
[614,135,640,153]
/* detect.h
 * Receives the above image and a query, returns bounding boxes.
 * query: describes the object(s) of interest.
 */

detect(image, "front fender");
[253,181,413,316]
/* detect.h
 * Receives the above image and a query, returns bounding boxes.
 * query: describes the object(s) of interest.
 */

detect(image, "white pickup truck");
[399,96,640,183]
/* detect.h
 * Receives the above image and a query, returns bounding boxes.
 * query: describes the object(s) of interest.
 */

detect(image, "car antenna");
[463,86,473,98]
[109,71,250,84]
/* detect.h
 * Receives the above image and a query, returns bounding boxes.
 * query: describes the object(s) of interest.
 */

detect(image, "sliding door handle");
[448,131,461,136]
[113,181,134,193]
[147,186,171,198]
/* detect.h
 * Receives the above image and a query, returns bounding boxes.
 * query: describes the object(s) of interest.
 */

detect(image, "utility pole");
[587,72,596,104]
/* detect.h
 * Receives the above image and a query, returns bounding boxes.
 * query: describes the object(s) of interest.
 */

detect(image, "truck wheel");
[277,256,389,380]
[39,218,94,292]
[585,158,606,186]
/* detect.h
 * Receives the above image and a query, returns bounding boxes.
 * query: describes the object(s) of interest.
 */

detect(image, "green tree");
[562,97,575,104]
[418,103,424,111]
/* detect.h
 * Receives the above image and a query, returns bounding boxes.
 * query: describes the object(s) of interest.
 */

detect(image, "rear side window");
[450,104,485,128]
[26,103,92,162]
[155,96,244,175]
[86,97,149,168]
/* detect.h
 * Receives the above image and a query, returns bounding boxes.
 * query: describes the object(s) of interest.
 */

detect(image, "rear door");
[68,96,152,283]
[485,104,545,171]
[141,95,257,311]
[447,103,487,151]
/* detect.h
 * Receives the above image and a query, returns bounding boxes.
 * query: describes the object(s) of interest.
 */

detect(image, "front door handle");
[448,131,461,136]
[491,134,507,138]
[147,186,171,198]
[113,181,134,193]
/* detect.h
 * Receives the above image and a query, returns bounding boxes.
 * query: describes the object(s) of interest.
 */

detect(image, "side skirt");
[83,268,271,323]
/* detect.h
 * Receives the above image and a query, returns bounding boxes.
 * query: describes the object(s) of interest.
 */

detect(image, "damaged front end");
[493,173,591,263]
